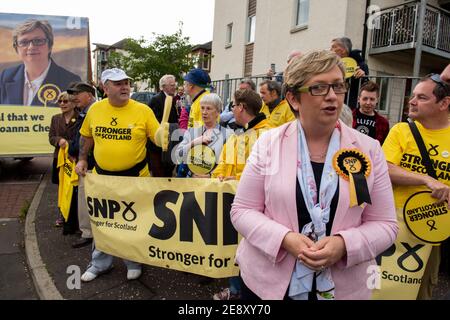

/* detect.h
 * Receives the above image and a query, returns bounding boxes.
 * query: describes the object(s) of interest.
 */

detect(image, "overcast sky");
[0,0,215,46]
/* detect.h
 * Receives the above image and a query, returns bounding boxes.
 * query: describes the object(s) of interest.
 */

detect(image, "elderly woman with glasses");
[49,91,78,227]
[175,93,232,178]
[0,19,81,106]
[230,50,398,300]
[49,92,78,182]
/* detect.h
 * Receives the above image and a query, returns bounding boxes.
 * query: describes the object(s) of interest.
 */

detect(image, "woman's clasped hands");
[282,232,346,271]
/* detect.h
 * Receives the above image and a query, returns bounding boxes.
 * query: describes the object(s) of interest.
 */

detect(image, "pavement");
[0,157,449,300]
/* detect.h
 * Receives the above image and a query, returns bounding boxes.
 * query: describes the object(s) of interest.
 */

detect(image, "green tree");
[108,24,196,91]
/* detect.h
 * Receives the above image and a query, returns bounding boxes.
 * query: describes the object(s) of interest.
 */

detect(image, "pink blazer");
[231,120,398,300]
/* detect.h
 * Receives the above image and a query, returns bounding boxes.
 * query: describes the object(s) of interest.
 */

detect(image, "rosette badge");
[333,149,372,207]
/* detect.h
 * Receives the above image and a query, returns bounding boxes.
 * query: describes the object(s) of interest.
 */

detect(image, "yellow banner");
[0,106,60,155]
[57,147,78,221]
[85,174,240,278]
[372,207,432,300]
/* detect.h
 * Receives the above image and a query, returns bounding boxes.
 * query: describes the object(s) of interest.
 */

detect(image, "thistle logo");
[87,197,138,222]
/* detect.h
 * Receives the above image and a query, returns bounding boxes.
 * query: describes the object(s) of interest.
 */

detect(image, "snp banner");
[371,210,433,300]
[85,174,240,278]
[0,12,89,155]
[0,107,60,154]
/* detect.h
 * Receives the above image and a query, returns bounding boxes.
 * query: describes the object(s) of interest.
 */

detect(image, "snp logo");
[87,197,138,222]
[366,265,381,290]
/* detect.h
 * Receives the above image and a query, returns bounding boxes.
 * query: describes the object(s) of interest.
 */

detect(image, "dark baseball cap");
[183,68,211,88]
[67,82,96,96]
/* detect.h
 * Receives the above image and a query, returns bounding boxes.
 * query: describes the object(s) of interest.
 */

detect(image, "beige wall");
[211,0,352,80]
[252,0,349,77]
[211,0,447,81]
[210,0,248,80]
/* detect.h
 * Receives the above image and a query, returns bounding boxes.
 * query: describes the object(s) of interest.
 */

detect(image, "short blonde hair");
[57,91,74,103]
[283,50,345,92]
[200,93,222,112]
[283,50,345,116]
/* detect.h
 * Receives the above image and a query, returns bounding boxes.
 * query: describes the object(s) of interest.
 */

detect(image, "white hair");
[200,93,222,112]
[159,74,176,89]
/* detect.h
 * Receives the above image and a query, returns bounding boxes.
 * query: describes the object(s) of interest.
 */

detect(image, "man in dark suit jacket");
[146,74,179,177]
[0,19,81,106]
[331,37,369,110]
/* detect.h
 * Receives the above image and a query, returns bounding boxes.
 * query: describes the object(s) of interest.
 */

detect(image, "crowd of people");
[45,35,450,300]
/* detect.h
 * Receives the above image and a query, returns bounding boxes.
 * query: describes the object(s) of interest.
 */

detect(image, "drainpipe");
[223,74,230,105]
[413,0,428,80]
[361,0,371,61]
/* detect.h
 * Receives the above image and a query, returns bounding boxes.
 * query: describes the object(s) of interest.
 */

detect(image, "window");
[100,51,106,61]
[295,0,309,27]
[247,15,256,43]
[201,53,210,70]
[374,73,392,113]
[226,23,233,47]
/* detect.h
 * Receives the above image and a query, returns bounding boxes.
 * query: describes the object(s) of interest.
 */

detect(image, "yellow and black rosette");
[333,149,372,207]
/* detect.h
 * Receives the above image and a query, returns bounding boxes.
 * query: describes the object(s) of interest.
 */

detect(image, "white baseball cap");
[101,68,132,84]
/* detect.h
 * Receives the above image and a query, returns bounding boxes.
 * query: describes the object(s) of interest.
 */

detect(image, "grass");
[19,200,31,221]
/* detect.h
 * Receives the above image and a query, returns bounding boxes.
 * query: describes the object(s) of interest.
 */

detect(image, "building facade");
[93,40,128,87]
[210,0,450,123]
[191,41,212,73]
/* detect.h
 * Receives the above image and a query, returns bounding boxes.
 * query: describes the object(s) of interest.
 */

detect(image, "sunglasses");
[428,73,450,95]
[429,73,445,85]
[58,99,70,104]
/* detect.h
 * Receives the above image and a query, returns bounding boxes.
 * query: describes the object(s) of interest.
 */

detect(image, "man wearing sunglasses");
[0,19,81,106]
[382,73,450,299]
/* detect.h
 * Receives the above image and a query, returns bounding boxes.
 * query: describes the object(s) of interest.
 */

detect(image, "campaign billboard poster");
[0,12,89,156]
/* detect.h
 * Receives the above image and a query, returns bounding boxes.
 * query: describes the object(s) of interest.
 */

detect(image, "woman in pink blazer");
[231,50,398,300]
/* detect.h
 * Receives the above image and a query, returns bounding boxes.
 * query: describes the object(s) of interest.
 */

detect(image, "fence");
[211,75,421,125]
[371,1,450,53]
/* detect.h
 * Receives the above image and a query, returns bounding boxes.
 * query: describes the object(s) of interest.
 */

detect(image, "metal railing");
[371,1,450,53]
[211,75,421,124]
[211,75,269,106]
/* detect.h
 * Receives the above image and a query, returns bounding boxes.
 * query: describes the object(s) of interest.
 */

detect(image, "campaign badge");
[38,84,61,107]
[403,191,449,244]
[187,145,216,175]
[341,57,358,79]
[333,149,372,207]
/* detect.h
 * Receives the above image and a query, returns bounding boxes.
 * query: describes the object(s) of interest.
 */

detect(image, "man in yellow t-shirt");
[184,68,211,128]
[259,80,295,127]
[382,73,450,299]
[75,68,163,283]
[213,89,272,180]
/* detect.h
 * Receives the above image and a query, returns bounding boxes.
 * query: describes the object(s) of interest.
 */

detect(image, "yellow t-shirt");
[188,90,210,128]
[382,121,450,208]
[80,99,160,173]
[212,119,272,180]
[260,99,295,128]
